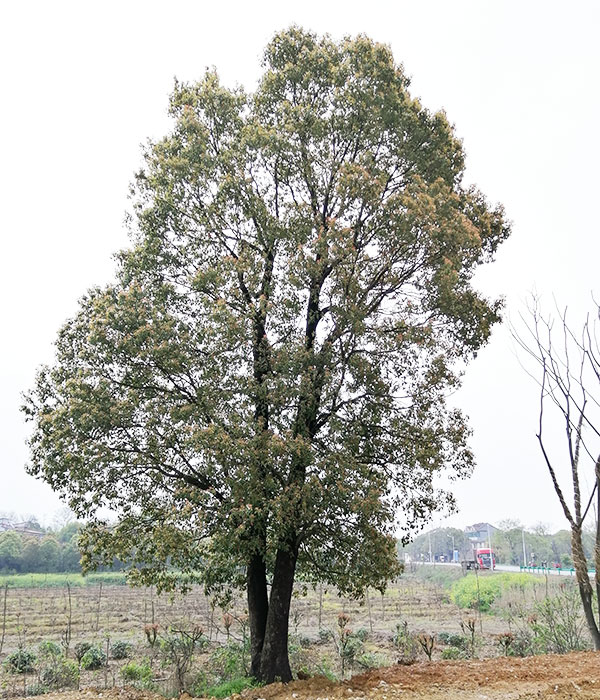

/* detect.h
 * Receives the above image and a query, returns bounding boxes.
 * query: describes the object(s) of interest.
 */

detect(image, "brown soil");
[10,651,600,700]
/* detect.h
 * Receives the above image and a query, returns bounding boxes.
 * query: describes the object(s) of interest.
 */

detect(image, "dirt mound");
[9,652,600,700]
[249,651,600,700]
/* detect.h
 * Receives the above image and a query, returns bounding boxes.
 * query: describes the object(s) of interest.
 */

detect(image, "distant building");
[0,519,45,538]
[465,522,498,549]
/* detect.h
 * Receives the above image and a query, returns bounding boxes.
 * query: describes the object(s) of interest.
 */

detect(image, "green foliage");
[160,627,208,693]
[393,621,419,663]
[110,640,133,660]
[440,647,464,660]
[0,532,23,571]
[451,573,537,612]
[22,27,509,680]
[79,645,106,670]
[437,632,469,650]
[38,657,79,689]
[190,640,254,699]
[120,659,155,689]
[26,683,49,696]
[4,647,37,673]
[0,522,85,574]
[37,641,62,659]
[356,651,388,669]
[314,657,338,681]
[73,642,93,663]
[413,565,464,589]
[201,677,259,698]
[339,634,363,666]
[529,584,589,653]
[35,643,79,692]
[208,641,250,681]
[24,27,509,585]
[0,572,128,588]
[496,630,534,657]
[318,629,333,643]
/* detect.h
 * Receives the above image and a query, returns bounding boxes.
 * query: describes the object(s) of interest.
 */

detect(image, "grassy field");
[0,572,128,589]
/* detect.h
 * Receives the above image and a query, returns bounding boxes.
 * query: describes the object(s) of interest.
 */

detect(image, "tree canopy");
[23,27,509,681]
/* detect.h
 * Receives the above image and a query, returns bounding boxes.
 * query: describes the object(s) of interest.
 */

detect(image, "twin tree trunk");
[247,546,298,682]
[246,252,321,682]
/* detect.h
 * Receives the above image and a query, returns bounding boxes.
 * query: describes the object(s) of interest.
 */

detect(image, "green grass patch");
[412,565,464,589]
[451,572,538,612]
[203,677,259,698]
[0,572,129,588]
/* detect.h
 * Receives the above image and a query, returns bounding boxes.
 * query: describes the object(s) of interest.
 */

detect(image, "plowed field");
[10,651,600,700]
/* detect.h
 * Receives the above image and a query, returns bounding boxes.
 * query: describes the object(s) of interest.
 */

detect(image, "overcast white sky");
[1,1,599,534]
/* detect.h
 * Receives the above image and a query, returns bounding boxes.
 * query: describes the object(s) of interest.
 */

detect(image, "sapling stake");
[0,583,8,655]
[62,582,72,658]
[366,589,373,633]
[318,584,323,630]
[95,581,103,631]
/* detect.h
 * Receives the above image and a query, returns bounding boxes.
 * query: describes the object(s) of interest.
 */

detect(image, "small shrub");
[496,632,514,656]
[318,628,333,643]
[438,632,469,649]
[506,630,534,657]
[37,641,62,659]
[530,585,589,654]
[39,658,79,689]
[80,645,106,670]
[441,647,462,660]
[26,683,48,696]
[460,617,478,659]
[437,632,451,645]
[354,628,369,642]
[315,656,337,681]
[203,677,258,698]
[120,660,155,689]
[74,642,93,663]
[110,640,133,660]
[161,627,209,693]
[393,621,419,663]
[5,647,37,674]
[208,641,249,681]
[356,652,388,669]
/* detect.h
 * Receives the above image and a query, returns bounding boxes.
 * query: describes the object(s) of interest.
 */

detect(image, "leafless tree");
[514,297,600,649]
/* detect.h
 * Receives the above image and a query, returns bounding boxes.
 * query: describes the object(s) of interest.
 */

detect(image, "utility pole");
[487,523,494,569]
[428,530,433,564]
[522,528,527,567]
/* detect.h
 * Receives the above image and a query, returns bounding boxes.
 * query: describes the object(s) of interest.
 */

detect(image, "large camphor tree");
[24,28,509,682]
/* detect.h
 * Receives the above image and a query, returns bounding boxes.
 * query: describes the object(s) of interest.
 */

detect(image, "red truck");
[461,547,495,571]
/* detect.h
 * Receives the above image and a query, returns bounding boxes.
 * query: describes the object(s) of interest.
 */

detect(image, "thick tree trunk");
[258,546,298,683]
[571,527,600,650]
[247,554,269,677]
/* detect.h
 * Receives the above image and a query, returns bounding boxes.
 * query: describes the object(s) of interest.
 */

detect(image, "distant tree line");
[400,521,596,568]
[0,521,81,573]
[0,517,129,574]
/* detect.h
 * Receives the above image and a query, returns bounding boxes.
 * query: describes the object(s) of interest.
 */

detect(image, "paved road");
[416,562,583,577]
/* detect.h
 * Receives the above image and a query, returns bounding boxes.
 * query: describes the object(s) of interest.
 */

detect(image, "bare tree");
[514,298,600,649]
